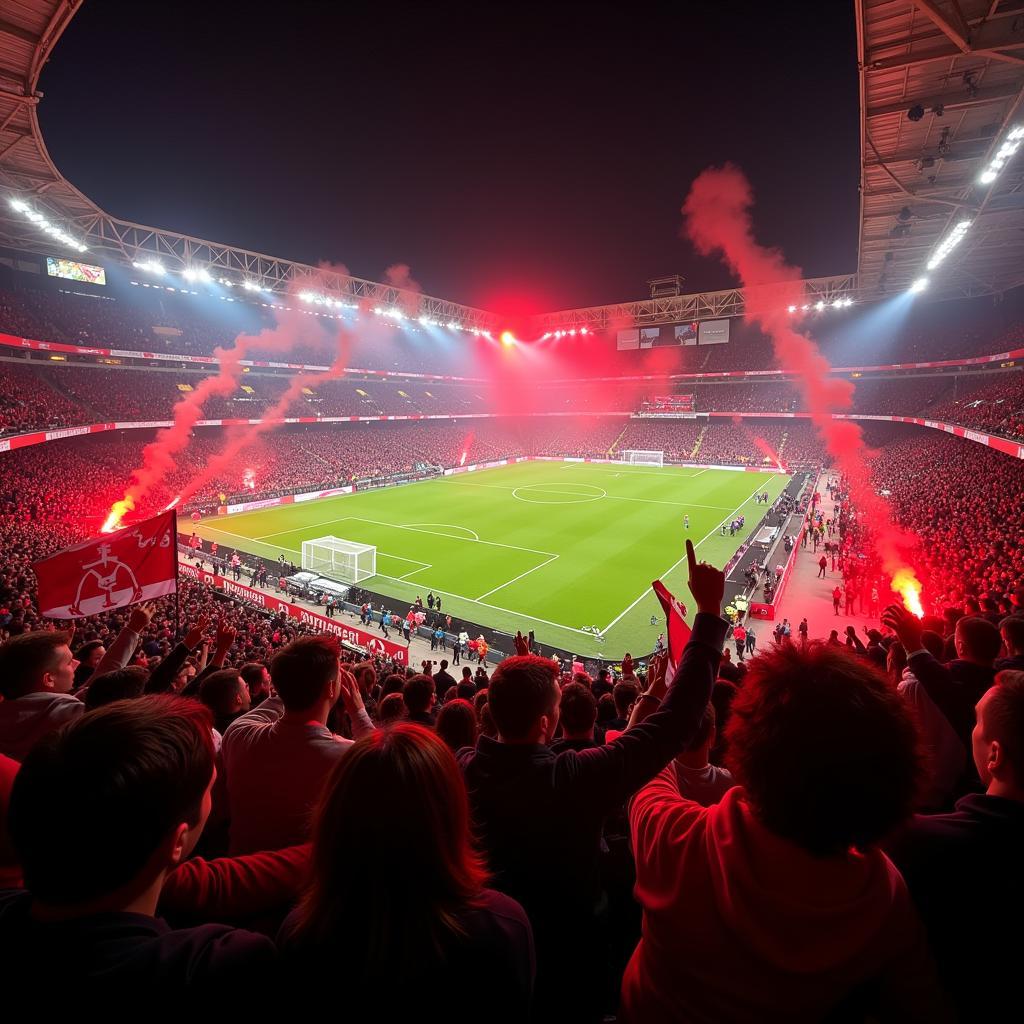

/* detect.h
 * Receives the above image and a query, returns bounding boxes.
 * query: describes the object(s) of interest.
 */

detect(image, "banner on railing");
[178,561,408,663]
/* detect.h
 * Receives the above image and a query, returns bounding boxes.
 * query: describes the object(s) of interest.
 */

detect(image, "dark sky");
[38,1,860,314]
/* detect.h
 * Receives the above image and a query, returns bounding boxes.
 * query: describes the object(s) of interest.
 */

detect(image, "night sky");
[38,1,860,314]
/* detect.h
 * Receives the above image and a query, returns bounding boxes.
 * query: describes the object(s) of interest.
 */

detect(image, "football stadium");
[1,1,1023,1016]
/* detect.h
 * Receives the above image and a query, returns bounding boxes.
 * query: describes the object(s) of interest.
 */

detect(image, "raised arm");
[572,539,728,806]
[146,616,209,693]
[76,602,154,695]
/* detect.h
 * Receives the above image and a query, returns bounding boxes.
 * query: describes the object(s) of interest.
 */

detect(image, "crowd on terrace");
[0,417,1022,1016]
[2,359,1023,455]
[1,279,1024,1015]
[3,276,1024,437]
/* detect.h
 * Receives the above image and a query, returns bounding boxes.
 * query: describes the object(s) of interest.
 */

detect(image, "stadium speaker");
[907,104,925,121]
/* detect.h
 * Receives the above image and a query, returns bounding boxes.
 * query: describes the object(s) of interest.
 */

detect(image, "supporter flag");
[651,578,690,683]
[34,511,178,619]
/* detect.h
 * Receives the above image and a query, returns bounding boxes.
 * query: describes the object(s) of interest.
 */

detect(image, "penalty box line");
[188,526,432,578]
[255,516,558,559]
[205,523,589,639]
[597,479,774,637]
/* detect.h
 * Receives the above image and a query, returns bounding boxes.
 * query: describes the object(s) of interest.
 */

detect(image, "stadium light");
[814,301,825,311]
[8,197,89,252]
[979,124,1024,185]
[926,219,971,271]
[183,267,212,283]
[132,259,166,276]
[909,277,929,294]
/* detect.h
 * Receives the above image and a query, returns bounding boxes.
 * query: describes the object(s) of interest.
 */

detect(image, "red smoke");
[732,416,788,472]
[102,307,326,532]
[460,429,475,467]
[172,328,353,507]
[683,165,923,613]
[385,263,422,318]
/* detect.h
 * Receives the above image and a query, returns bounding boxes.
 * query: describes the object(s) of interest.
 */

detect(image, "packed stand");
[924,371,1024,441]
[0,361,92,435]
[1,509,1021,1018]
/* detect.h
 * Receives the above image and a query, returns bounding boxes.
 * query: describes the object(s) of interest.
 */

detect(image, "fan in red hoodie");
[621,643,952,1023]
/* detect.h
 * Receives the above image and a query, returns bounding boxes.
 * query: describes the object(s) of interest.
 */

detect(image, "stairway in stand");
[689,422,708,460]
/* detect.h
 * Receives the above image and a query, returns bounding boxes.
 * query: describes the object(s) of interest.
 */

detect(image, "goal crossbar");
[619,449,665,467]
[301,536,377,584]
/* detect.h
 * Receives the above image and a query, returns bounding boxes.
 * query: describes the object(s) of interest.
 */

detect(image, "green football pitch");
[193,461,789,657]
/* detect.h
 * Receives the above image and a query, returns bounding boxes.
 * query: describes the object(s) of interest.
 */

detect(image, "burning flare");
[893,568,924,618]
[101,499,133,534]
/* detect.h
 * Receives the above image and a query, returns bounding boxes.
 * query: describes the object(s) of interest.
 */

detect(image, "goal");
[620,449,665,467]
[301,537,377,583]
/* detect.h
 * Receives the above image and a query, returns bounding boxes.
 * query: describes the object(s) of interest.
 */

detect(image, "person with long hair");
[279,724,533,1021]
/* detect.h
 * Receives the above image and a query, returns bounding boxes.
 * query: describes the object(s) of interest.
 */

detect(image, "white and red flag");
[34,511,178,619]
[652,578,690,682]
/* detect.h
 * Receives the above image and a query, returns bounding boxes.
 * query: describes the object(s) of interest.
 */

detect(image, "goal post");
[301,536,377,584]
[620,449,665,467]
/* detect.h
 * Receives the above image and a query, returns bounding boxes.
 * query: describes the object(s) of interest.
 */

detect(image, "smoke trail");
[172,327,354,507]
[459,429,475,466]
[385,263,422,318]
[732,416,788,472]
[102,309,322,532]
[683,165,923,613]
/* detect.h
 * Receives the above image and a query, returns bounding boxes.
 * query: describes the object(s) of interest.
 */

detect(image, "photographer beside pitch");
[457,538,728,1022]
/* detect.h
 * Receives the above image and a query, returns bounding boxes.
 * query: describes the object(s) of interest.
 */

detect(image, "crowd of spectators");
[0,493,1021,1015]
[925,371,1024,441]
[866,427,1024,612]
[4,271,1024,384]
[4,267,1024,1014]
[7,347,1023,444]
[0,362,91,434]
[0,362,1023,1016]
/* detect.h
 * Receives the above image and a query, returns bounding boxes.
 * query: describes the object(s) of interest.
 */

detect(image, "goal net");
[301,536,377,583]
[620,449,665,467]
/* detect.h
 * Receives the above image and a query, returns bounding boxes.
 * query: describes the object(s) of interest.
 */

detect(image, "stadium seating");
[4,288,1024,1020]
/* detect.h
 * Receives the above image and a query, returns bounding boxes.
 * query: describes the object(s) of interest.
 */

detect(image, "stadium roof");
[1,2,1022,334]
[858,0,1024,299]
[0,1,497,331]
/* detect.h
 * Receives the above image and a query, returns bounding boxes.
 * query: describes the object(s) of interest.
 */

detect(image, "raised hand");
[646,652,669,699]
[621,653,636,680]
[183,615,210,650]
[686,538,725,616]
[514,631,530,656]
[336,666,364,715]
[127,601,157,634]
[210,619,237,665]
[881,604,923,652]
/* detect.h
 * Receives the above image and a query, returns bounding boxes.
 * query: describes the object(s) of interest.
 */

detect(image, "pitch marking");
[598,479,776,636]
